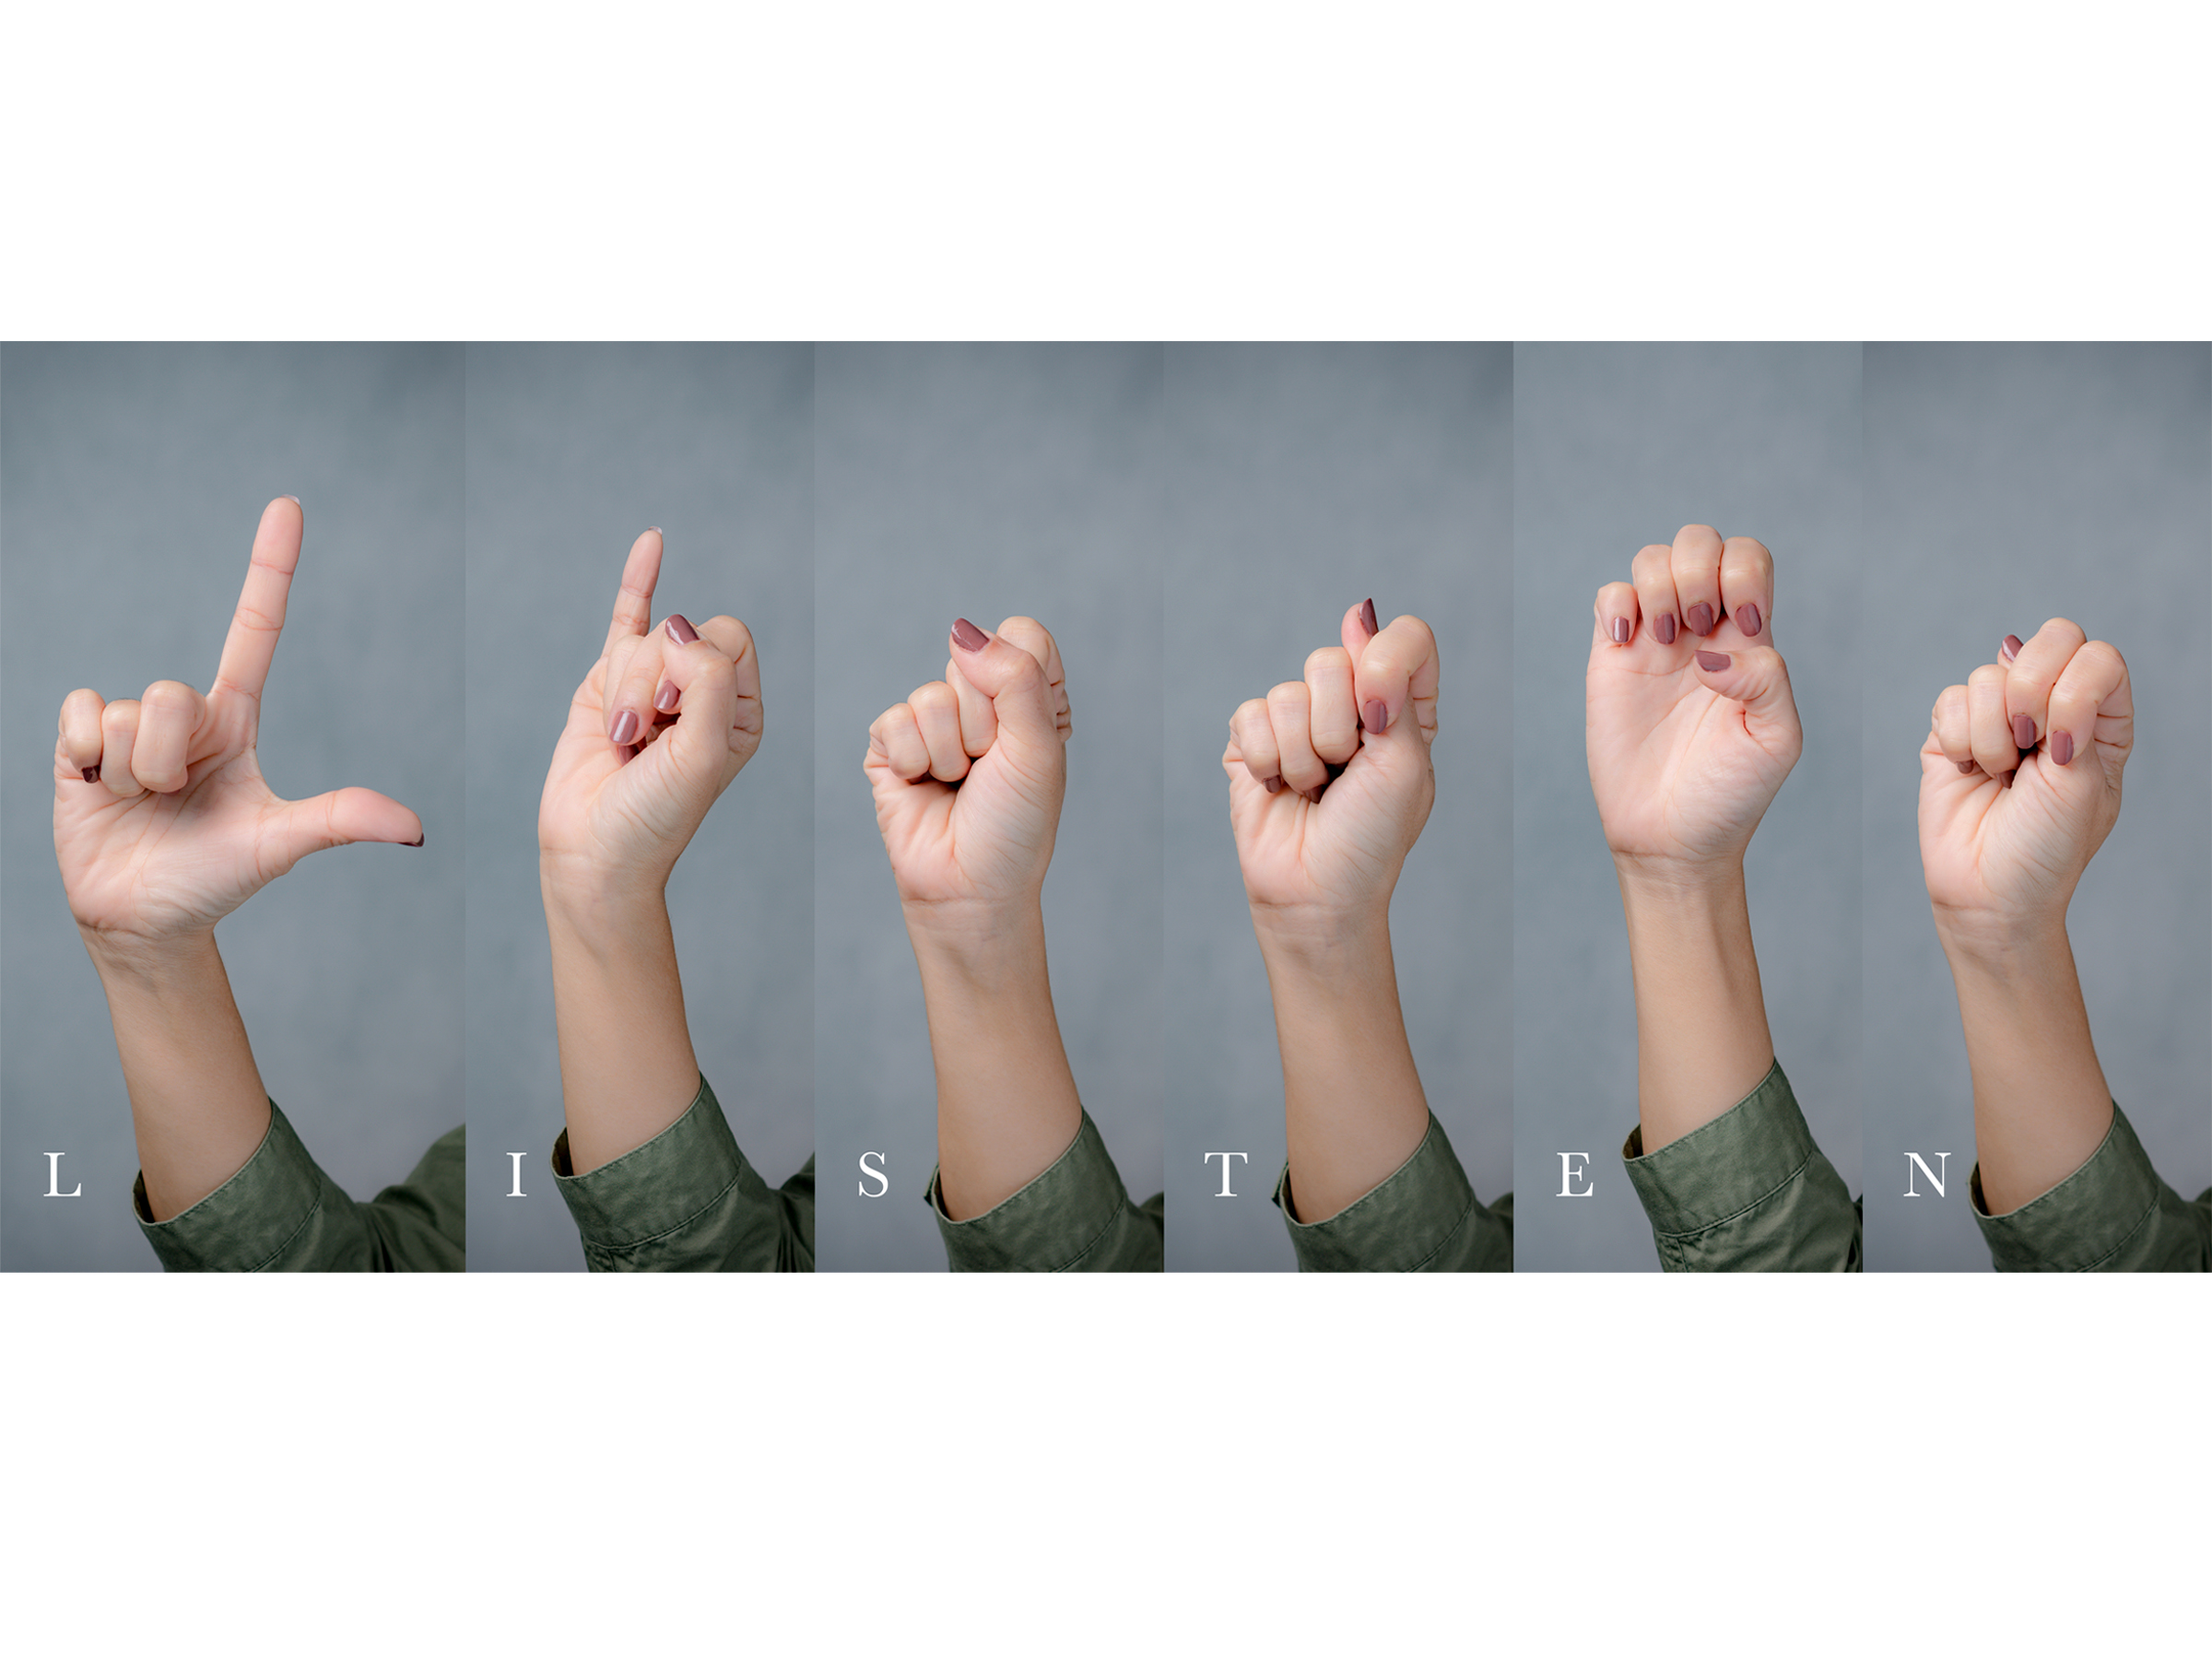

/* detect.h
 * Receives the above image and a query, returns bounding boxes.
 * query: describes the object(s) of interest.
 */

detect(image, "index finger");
[212,497,304,702]
[603,528,665,656]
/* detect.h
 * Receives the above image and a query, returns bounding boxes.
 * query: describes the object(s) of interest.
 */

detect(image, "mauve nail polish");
[1610,618,1630,644]
[1737,602,1762,637]
[1265,776,1284,794]
[81,766,100,783]
[2052,729,2074,766]
[2001,634,2023,663]
[1359,598,1378,637]
[1687,602,1714,636]
[1695,650,1730,671]
[2012,713,2035,750]
[1958,760,1977,773]
[654,678,680,712]
[1656,613,1677,645]
[405,835,425,847]
[951,618,989,652]
[609,710,641,746]
[2001,769,2016,789]
[1363,698,1388,734]
[665,614,700,645]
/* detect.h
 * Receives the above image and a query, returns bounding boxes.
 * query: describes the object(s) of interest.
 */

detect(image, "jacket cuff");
[1971,1103,2171,1271]
[1269,1112,1485,1271]
[135,1100,330,1272]
[925,1108,1144,1271]
[552,1074,749,1253]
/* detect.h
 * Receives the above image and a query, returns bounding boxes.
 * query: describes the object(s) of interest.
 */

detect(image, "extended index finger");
[212,497,304,702]
[603,528,665,655]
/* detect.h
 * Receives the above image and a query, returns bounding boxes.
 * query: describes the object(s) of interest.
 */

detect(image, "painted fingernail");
[1687,602,1715,636]
[2001,634,2023,664]
[665,613,699,646]
[951,618,989,653]
[609,710,641,746]
[654,678,680,712]
[647,525,665,535]
[405,834,425,847]
[1610,618,1630,644]
[282,494,300,504]
[2012,713,2035,750]
[1359,597,1378,637]
[1264,776,1284,794]
[1655,613,1677,645]
[1695,650,1731,671]
[1363,698,1389,734]
[81,766,100,782]
[1958,760,1978,773]
[2001,769,2016,789]
[2051,729,2074,766]
[1737,602,1762,637]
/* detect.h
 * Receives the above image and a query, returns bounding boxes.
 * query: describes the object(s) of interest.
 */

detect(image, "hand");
[1222,599,1438,927]
[538,529,762,907]
[1919,621,2130,949]
[53,497,423,960]
[864,617,1072,926]
[1586,524,1799,882]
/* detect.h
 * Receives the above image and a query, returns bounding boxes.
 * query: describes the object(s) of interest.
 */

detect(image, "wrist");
[1248,902,1394,980]
[904,898,1048,987]
[79,924,219,988]
[541,855,668,935]
[1613,853,1747,914]
[1934,908,2072,978]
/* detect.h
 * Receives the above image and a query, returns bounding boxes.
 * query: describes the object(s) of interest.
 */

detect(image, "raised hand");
[1223,599,1439,922]
[538,528,762,903]
[53,496,423,953]
[1586,524,1799,877]
[1920,622,2131,946]
[864,617,1072,920]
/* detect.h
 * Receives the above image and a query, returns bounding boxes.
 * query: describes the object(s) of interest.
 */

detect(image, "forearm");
[86,930,271,1222]
[907,902,1083,1220]
[544,871,702,1176]
[1617,862,1776,1152]
[1253,910,1430,1222]
[1937,918,2112,1215]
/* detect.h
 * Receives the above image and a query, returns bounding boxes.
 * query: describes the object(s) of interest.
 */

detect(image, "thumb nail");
[405,834,425,847]
[2000,634,2023,664]
[1362,699,1389,734]
[951,618,989,653]
[1695,650,1731,672]
[1359,598,1378,637]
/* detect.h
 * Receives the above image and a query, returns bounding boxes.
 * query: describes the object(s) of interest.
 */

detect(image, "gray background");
[1862,343,2212,1269]
[464,345,814,1270]
[814,345,1164,1271]
[1512,343,1865,1270]
[1163,345,1513,1270]
[1,344,465,1270]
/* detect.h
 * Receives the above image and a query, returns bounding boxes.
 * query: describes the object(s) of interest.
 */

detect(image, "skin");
[1920,619,2130,1214]
[1223,600,1442,1222]
[538,529,762,1176]
[1588,524,1800,1153]
[52,497,425,1220]
[865,618,1078,1221]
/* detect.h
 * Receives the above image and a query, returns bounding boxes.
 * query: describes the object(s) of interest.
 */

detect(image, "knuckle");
[1304,646,1349,678]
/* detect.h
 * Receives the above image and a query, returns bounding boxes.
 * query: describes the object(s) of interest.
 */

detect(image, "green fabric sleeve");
[1621,1059,1861,1272]
[135,1102,465,1272]
[551,1074,813,1272]
[926,1107,1162,1271]
[1971,1102,2212,1272]
[1269,1112,1512,1271]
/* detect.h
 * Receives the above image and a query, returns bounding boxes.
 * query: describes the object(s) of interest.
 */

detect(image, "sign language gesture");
[1586,524,1800,876]
[865,617,1073,920]
[53,497,424,952]
[537,529,763,902]
[1223,598,1440,922]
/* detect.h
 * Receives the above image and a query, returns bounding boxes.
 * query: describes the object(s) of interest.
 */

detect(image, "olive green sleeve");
[551,1074,814,1272]
[135,1102,465,1272]
[1269,1113,1512,1271]
[926,1107,1162,1271]
[1971,1103,2212,1272]
[1621,1059,1861,1272]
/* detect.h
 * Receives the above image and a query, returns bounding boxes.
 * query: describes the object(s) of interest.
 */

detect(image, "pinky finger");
[1230,698,1283,792]
[1932,684,1977,771]
[871,704,932,782]
[1595,582,1641,647]
[59,688,106,782]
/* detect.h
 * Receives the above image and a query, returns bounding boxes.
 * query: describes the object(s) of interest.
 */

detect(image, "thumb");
[948,618,1061,753]
[1690,646,1801,747]
[267,787,425,871]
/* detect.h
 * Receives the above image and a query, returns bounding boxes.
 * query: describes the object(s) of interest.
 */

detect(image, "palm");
[1588,647,1793,865]
[1918,739,2121,924]
[868,737,1061,910]
[1228,736,1432,913]
[538,669,715,879]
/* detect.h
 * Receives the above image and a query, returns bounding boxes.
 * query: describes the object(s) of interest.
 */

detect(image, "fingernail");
[1687,602,1715,636]
[1958,760,1977,773]
[1359,598,1378,637]
[1695,650,1731,672]
[1306,788,1324,804]
[951,618,989,653]
[282,494,300,504]
[654,678,680,712]
[1363,698,1389,734]
[2001,634,2023,664]
[1610,618,1630,644]
[405,835,425,847]
[2012,713,2035,750]
[81,766,100,783]
[1264,776,1284,794]
[1656,613,1677,645]
[2001,769,2016,789]
[2052,729,2074,766]
[665,614,699,645]
[647,525,664,535]
[1737,602,1762,637]
[609,710,641,746]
